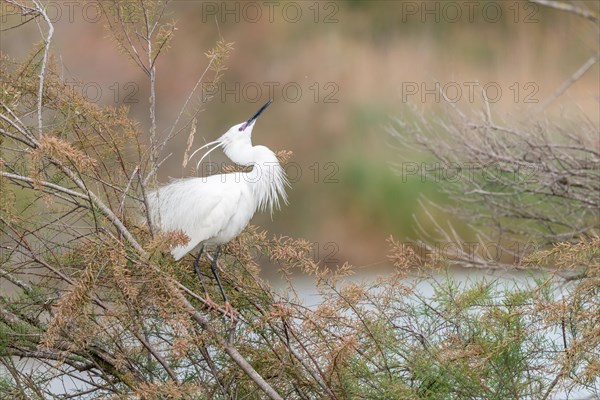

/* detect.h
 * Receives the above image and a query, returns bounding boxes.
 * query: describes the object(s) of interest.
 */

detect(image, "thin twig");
[118,165,140,216]
[137,167,154,238]
[535,53,600,112]
[143,152,172,186]
[31,0,54,137]
[530,0,599,22]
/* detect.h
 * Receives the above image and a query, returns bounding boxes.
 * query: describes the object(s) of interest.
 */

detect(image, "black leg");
[209,245,228,304]
[193,244,208,294]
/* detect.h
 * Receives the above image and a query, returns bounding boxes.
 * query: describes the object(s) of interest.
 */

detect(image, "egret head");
[190,100,274,169]
[188,99,288,214]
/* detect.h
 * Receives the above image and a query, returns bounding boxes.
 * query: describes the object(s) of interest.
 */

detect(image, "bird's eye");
[238,127,243,132]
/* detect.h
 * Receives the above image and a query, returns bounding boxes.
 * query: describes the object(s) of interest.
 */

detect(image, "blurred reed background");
[1,0,598,273]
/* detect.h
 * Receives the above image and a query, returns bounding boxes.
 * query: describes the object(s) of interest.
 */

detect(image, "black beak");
[240,99,272,131]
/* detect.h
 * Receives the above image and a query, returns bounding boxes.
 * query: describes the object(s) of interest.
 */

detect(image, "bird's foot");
[203,295,237,325]
[222,301,238,326]
[203,294,220,312]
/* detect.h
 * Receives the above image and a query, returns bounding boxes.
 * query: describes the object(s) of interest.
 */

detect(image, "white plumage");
[147,100,288,261]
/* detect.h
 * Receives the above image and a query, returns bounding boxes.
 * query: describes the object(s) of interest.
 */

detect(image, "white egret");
[147,99,288,317]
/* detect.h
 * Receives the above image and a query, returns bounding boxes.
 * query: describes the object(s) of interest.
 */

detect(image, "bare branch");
[31,0,54,138]
[1,171,89,200]
[536,53,600,112]
[530,0,600,22]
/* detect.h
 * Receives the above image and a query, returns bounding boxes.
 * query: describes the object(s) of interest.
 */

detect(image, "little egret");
[147,99,288,317]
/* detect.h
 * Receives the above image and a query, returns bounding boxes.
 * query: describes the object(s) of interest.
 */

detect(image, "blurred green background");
[1,0,598,270]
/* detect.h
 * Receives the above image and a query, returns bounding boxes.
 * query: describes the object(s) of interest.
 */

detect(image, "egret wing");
[147,176,243,260]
